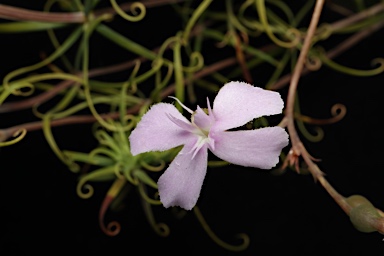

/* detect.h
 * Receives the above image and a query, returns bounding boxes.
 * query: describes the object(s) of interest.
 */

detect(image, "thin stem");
[0,4,85,23]
[269,19,384,90]
[283,0,353,214]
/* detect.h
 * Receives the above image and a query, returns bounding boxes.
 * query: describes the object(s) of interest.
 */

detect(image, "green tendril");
[255,0,299,48]
[226,0,255,36]
[294,94,324,142]
[133,169,158,189]
[296,120,324,142]
[319,52,384,76]
[193,206,250,252]
[182,51,204,73]
[137,181,162,205]
[0,21,67,33]
[266,49,291,89]
[89,147,119,162]
[42,114,80,172]
[110,0,146,22]
[63,150,115,166]
[95,129,119,149]
[151,63,174,102]
[2,27,82,90]
[0,128,27,147]
[182,0,213,44]
[112,163,125,180]
[99,178,126,236]
[238,0,265,33]
[266,0,294,24]
[76,165,116,199]
[96,24,158,60]
[141,189,170,237]
[140,159,165,172]
[203,29,279,66]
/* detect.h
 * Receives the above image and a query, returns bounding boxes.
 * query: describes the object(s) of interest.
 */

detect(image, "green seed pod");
[346,195,380,233]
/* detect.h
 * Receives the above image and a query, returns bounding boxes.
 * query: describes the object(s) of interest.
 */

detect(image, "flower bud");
[346,195,381,233]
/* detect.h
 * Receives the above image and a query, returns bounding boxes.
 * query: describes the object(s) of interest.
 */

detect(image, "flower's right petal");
[211,126,289,169]
[158,142,208,210]
[129,103,194,155]
[212,81,284,131]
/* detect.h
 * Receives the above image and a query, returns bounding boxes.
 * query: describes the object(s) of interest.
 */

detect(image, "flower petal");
[157,142,208,210]
[210,127,289,169]
[129,103,194,155]
[212,81,284,131]
[193,105,214,131]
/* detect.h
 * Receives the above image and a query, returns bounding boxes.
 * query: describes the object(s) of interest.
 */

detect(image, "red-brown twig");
[282,0,353,215]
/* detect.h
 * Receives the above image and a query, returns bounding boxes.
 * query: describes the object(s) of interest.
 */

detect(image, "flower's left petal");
[158,142,208,210]
[212,81,284,131]
[211,127,289,169]
[129,103,194,155]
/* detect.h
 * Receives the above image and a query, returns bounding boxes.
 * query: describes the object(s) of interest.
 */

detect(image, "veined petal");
[158,142,208,210]
[210,127,289,169]
[129,103,194,155]
[212,81,284,131]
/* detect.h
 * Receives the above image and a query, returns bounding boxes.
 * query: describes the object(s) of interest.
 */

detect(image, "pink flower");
[129,81,289,210]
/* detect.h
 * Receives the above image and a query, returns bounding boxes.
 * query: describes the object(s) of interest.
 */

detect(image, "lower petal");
[211,127,289,169]
[157,142,208,210]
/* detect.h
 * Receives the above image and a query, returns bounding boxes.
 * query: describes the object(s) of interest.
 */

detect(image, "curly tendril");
[113,163,126,180]
[313,23,333,42]
[226,0,257,36]
[89,147,119,162]
[182,51,204,73]
[99,178,126,236]
[140,159,165,172]
[255,0,299,48]
[193,206,250,252]
[77,182,94,199]
[305,54,322,71]
[296,119,324,143]
[42,114,79,172]
[238,0,264,33]
[76,166,116,199]
[182,0,213,44]
[295,103,347,125]
[110,1,146,22]
[0,128,27,147]
[2,26,82,90]
[137,181,162,205]
[317,48,384,76]
[141,188,170,237]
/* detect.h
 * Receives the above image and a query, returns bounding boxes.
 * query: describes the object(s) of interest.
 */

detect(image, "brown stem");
[0,0,186,23]
[0,102,145,142]
[0,58,142,113]
[284,0,352,212]
[0,4,85,23]
[269,19,384,90]
[329,2,384,32]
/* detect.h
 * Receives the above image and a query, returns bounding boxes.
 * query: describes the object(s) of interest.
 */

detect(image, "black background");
[1,1,384,255]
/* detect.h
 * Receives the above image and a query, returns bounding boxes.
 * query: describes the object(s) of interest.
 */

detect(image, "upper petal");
[193,105,214,131]
[129,103,194,155]
[210,127,289,169]
[212,81,284,131]
[157,141,208,210]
